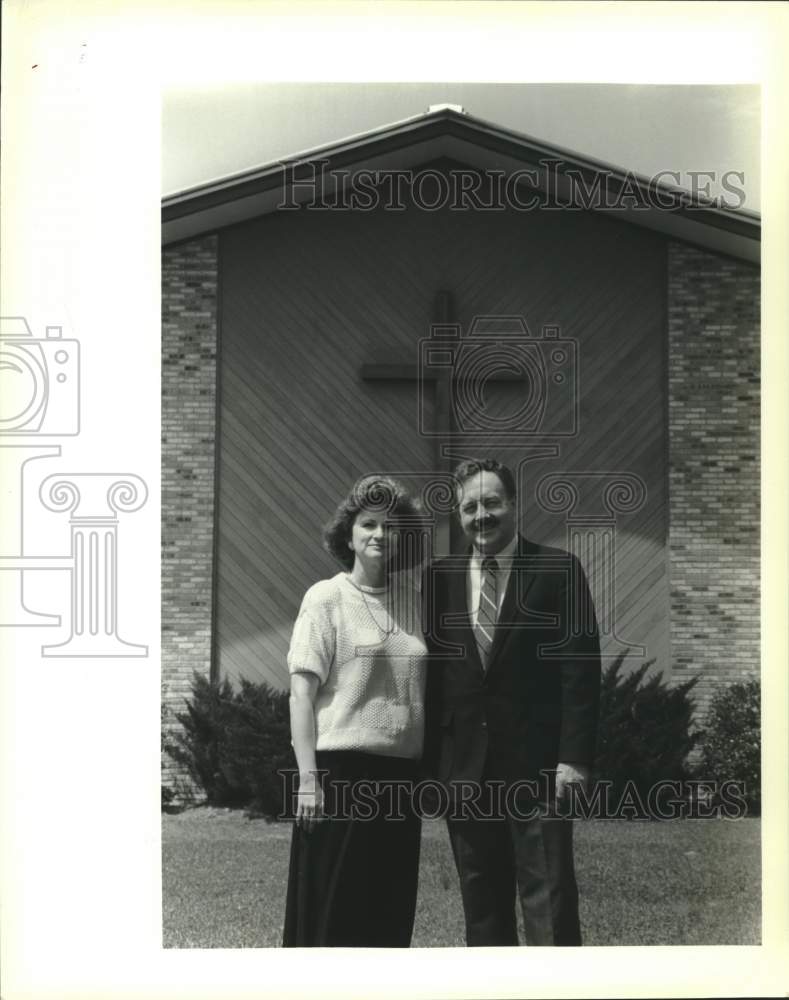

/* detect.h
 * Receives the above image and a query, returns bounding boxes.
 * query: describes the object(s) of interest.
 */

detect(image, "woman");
[282,474,428,947]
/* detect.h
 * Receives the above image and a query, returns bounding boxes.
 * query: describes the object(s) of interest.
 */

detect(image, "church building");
[161,106,760,784]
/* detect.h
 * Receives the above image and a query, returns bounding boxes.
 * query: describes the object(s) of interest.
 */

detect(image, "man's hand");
[555,761,590,805]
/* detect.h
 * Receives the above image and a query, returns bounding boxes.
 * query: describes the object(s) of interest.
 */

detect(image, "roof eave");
[162,108,760,263]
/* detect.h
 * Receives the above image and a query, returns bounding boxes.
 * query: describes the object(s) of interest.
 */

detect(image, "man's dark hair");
[453,459,517,502]
[323,474,426,571]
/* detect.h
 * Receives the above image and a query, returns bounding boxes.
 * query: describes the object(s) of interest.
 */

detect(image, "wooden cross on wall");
[361,290,534,555]
[360,290,457,554]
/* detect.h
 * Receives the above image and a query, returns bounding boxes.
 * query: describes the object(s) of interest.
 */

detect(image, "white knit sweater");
[287,573,427,759]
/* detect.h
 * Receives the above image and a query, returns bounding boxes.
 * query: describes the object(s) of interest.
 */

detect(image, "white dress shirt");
[467,534,518,627]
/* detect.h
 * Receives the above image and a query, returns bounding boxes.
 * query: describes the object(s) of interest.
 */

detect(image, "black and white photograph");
[3,2,788,999]
[161,82,764,946]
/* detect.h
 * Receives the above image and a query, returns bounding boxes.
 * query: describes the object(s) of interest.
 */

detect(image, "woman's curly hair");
[323,474,427,572]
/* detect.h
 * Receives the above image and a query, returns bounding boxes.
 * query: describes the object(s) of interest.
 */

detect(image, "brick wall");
[667,242,760,722]
[161,235,218,792]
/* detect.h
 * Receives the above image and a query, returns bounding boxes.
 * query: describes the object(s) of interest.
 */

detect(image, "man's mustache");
[472,518,498,531]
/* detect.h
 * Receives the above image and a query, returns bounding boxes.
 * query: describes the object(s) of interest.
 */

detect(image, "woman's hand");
[289,671,323,832]
[296,771,324,832]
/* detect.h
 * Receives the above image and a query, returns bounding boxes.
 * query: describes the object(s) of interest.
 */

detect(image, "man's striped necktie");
[475,556,499,669]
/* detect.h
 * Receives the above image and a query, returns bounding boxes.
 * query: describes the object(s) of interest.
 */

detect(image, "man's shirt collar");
[470,533,518,572]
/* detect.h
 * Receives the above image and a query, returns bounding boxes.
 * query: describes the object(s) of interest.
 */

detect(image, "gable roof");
[162,105,760,263]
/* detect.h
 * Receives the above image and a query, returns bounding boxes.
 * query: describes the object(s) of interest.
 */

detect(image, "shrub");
[165,673,295,818]
[696,679,760,815]
[594,654,701,805]
[166,657,712,819]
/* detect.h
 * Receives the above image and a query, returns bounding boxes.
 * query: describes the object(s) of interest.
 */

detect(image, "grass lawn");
[162,810,760,948]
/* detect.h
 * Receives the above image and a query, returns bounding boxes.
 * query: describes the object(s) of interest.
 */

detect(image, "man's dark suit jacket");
[422,535,601,800]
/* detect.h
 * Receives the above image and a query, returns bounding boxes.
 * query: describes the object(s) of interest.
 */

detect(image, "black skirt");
[282,750,422,947]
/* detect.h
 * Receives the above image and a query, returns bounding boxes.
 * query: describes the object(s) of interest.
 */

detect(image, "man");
[422,458,601,946]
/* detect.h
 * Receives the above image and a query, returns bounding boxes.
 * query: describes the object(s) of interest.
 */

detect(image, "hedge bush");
[165,672,295,818]
[696,679,760,815]
[594,653,701,803]
[164,656,707,819]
